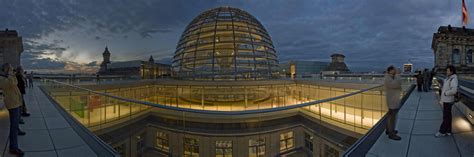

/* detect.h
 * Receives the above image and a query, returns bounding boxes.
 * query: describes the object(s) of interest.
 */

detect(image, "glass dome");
[172,6,279,81]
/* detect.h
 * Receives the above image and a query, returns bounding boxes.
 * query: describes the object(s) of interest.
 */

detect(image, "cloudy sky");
[0,0,470,73]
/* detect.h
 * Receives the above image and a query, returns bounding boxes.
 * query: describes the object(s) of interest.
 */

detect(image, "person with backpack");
[0,63,25,156]
[435,65,458,137]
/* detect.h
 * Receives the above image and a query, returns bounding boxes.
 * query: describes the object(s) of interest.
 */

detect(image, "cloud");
[139,29,173,39]
[85,61,100,67]
[0,0,466,72]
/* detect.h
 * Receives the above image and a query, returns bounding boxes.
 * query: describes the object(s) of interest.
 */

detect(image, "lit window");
[216,140,232,157]
[249,138,265,157]
[184,138,199,157]
[279,131,294,152]
[155,131,169,153]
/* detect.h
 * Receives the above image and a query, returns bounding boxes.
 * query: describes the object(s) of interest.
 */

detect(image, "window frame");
[452,48,461,64]
[466,49,473,64]
[155,131,169,153]
[279,131,295,152]
[183,137,200,157]
[248,138,265,157]
[215,140,233,157]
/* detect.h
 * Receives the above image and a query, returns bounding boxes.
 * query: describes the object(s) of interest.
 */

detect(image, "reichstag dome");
[172,6,279,81]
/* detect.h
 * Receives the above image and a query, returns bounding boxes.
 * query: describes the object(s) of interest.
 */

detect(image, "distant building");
[432,25,474,75]
[98,47,171,79]
[280,61,329,78]
[403,63,413,73]
[323,53,350,74]
[0,29,23,68]
[99,46,111,73]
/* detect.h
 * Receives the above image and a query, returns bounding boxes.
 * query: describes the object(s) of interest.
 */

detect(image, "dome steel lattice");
[172,6,279,81]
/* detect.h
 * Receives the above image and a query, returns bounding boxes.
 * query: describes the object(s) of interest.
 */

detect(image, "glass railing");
[40,79,413,157]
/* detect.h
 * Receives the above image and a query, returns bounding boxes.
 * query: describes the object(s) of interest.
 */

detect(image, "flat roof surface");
[0,84,97,157]
[367,91,474,157]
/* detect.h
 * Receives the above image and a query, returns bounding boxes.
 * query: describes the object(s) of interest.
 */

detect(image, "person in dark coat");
[422,68,431,92]
[28,72,34,88]
[415,71,423,92]
[23,71,28,88]
[16,66,30,117]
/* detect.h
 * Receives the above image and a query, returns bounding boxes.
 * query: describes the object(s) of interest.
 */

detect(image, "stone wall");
[0,30,23,68]
[432,26,474,75]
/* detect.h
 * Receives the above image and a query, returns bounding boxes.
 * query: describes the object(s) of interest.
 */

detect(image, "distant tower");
[149,55,154,63]
[325,53,350,73]
[103,46,111,64]
[99,46,111,73]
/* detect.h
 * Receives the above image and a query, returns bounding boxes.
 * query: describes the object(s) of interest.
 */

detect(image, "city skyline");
[1,0,471,73]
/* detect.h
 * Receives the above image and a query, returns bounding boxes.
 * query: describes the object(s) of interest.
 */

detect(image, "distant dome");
[172,6,279,81]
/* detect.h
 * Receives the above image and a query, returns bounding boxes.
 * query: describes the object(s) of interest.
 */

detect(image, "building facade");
[432,25,474,75]
[323,53,350,74]
[98,47,171,79]
[0,29,23,68]
[280,61,329,78]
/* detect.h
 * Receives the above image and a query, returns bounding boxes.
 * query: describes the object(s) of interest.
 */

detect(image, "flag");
[462,0,469,26]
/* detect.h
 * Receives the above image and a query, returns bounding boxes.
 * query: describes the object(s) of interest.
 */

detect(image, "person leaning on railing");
[0,63,25,156]
[435,65,458,137]
[384,65,402,141]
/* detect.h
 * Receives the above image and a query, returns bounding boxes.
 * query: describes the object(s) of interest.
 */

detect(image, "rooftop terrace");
[0,86,99,157]
[367,91,474,157]
[0,75,472,157]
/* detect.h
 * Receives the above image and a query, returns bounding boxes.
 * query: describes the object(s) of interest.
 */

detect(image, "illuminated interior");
[45,81,414,134]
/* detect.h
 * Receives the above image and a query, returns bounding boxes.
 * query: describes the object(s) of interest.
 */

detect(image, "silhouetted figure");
[415,71,423,92]
[27,71,34,88]
[429,67,436,88]
[422,69,430,92]
[23,71,28,88]
[15,66,30,117]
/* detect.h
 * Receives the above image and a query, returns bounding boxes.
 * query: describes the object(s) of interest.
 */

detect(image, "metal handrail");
[44,79,384,115]
[342,84,416,157]
[39,86,121,157]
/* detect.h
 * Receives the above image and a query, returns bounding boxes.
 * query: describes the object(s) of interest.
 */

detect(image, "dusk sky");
[0,0,471,73]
